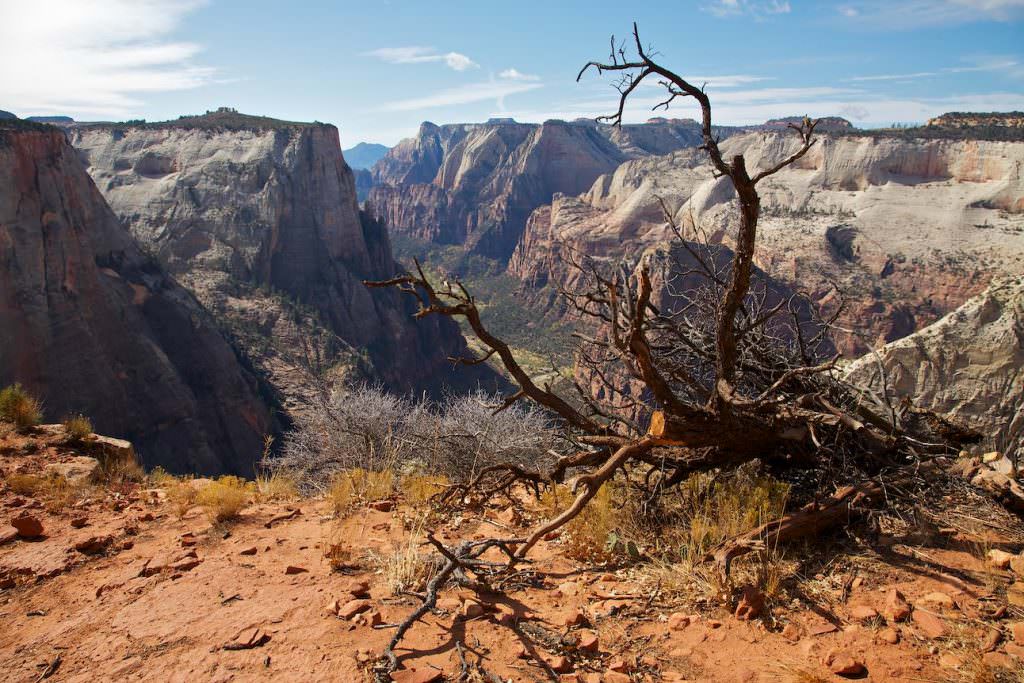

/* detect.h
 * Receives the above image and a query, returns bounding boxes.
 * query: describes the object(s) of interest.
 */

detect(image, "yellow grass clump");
[196,475,252,522]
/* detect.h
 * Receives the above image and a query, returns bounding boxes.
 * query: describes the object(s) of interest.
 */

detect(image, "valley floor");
[2,430,1023,682]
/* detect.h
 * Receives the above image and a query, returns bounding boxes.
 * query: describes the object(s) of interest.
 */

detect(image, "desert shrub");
[255,469,298,502]
[6,472,48,496]
[148,466,177,488]
[95,452,144,487]
[543,480,639,563]
[62,414,92,442]
[166,478,198,518]
[672,466,790,562]
[275,384,562,492]
[0,384,42,430]
[4,471,88,512]
[196,476,252,522]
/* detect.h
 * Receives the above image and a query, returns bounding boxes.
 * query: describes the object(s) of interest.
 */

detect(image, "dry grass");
[62,414,93,442]
[166,478,198,518]
[368,517,436,595]
[148,466,178,489]
[95,453,144,488]
[400,473,448,508]
[628,468,793,604]
[255,469,298,502]
[0,384,42,430]
[3,472,90,512]
[196,475,251,523]
[329,468,395,515]
[543,480,634,563]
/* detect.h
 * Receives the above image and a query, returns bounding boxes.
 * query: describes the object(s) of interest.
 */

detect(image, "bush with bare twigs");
[274,384,562,494]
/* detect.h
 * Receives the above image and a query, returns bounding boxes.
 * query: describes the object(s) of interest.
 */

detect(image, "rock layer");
[846,277,1024,460]
[369,118,711,261]
[0,120,273,474]
[511,131,1024,355]
[70,113,487,407]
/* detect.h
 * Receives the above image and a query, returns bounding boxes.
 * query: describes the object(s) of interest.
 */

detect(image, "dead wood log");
[708,479,887,579]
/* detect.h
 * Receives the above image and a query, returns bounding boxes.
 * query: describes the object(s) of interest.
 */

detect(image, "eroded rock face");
[369,118,709,261]
[70,114,488,408]
[846,277,1024,460]
[0,121,273,475]
[511,131,1024,355]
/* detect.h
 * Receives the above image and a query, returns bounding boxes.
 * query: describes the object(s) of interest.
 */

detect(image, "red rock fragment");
[11,514,43,539]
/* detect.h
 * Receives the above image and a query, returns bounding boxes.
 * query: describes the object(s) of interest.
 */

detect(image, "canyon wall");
[0,120,273,475]
[846,277,1024,460]
[70,112,490,412]
[368,118,710,261]
[511,131,1024,355]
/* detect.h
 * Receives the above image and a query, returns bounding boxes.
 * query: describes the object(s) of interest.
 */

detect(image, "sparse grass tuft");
[3,471,89,512]
[368,521,436,595]
[255,469,298,502]
[6,473,46,496]
[543,480,635,563]
[62,414,92,442]
[400,473,448,508]
[196,476,251,522]
[0,384,42,430]
[95,453,144,487]
[166,478,198,518]
[148,466,178,488]
[329,468,394,516]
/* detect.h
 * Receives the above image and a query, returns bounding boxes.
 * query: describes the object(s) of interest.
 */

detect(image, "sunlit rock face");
[368,117,710,261]
[71,113,493,412]
[512,130,1024,356]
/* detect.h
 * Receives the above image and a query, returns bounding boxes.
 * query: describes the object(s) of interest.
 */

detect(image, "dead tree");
[364,23,973,677]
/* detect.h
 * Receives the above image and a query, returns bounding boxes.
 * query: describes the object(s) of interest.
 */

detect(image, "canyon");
[0,119,272,475]
[509,128,1024,356]
[70,110,492,417]
[368,117,717,260]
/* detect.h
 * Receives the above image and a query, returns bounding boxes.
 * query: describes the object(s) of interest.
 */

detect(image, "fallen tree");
[363,23,981,679]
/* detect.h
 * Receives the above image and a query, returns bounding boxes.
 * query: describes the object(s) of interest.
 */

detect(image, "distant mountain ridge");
[343,142,389,170]
[368,116,719,261]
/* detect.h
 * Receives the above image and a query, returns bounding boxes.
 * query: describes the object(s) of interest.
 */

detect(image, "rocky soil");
[3,426,1024,682]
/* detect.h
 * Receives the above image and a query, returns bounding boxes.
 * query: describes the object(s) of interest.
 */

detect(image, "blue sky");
[2,0,1023,146]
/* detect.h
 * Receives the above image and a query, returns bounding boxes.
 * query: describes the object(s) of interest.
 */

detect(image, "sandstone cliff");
[512,131,1024,355]
[368,118,709,261]
[0,120,273,475]
[70,112,488,411]
[845,277,1024,460]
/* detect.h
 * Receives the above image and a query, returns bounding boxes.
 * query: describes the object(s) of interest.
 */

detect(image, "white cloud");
[0,0,214,118]
[703,0,792,17]
[837,0,1024,26]
[499,68,541,81]
[380,79,543,112]
[362,46,478,71]
[848,56,1022,82]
